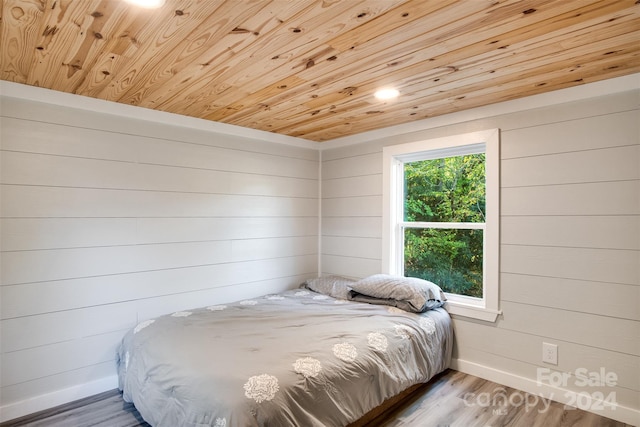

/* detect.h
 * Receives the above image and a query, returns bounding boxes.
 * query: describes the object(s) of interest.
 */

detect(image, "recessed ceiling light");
[125,0,165,8]
[374,88,399,100]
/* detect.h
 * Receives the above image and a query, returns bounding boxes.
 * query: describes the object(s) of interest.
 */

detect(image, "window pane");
[404,153,485,222]
[404,227,483,298]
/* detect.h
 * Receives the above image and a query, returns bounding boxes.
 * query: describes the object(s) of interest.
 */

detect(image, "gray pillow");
[302,275,355,300]
[348,274,446,313]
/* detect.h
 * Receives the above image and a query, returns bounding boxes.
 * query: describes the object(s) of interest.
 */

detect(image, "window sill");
[443,300,501,322]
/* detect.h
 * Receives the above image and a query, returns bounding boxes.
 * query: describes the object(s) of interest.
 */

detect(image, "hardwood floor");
[1,370,631,427]
[0,391,148,427]
[368,371,632,427]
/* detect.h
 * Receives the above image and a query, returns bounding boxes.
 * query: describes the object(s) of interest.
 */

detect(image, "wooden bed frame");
[348,371,446,427]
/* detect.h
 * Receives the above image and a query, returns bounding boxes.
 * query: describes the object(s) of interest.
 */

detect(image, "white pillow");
[348,274,446,312]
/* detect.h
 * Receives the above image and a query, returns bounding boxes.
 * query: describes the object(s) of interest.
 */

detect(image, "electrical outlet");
[542,342,558,365]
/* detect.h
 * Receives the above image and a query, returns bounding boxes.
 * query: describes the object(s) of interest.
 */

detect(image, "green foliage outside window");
[403,154,485,298]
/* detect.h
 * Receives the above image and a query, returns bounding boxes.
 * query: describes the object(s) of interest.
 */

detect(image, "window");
[383,129,500,321]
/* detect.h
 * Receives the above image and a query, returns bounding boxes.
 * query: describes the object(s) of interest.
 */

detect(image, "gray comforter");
[117,289,453,426]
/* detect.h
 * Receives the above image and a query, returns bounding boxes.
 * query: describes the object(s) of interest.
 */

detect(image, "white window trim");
[382,129,501,322]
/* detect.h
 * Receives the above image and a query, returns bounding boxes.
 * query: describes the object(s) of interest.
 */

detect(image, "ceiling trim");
[319,73,640,150]
[0,81,318,150]
[2,74,637,151]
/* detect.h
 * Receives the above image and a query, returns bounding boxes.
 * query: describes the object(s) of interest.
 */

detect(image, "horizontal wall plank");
[322,255,380,279]
[1,217,317,251]
[1,119,318,177]
[230,236,317,263]
[322,195,382,217]
[322,152,382,180]
[230,173,317,198]
[1,185,318,218]
[1,331,123,387]
[1,272,179,320]
[453,319,640,391]
[501,245,639,286]
[133,217,318,246]
[0,149,223,191]
[137,137,317,180]
[1,151,318,198]
[1,218,138,251]
[502,145,639,187]
[0,361,116,407]
[271,255,325,285]
[498,301,639,356]
[1,256,317,319]
[133,273,313,321]
[2,236,316,285]
[322,174,382,198]
[501,181,640,216]
[491,90,640,135]
[320,142,382,162]
[501,273,640,321]
[2,98,319,161]
[2,241,229,285]
[322,236,381,260]
[501,216,640,250]
[0,117,139,163]
[322,217,382,238]
[1,304,138,353]
[501,109,639,159]
[0,121,319,178]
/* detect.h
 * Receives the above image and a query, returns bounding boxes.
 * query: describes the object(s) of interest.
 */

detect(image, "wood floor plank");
[1,370,632,427]
[0,390,149,427]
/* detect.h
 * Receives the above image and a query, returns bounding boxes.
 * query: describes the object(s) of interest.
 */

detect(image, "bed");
[117,274,453,426]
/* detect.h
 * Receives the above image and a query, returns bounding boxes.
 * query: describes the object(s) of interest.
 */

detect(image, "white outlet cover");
[542,342,558,365]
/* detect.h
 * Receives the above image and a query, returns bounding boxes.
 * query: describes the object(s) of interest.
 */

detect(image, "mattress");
[117,288,453,426]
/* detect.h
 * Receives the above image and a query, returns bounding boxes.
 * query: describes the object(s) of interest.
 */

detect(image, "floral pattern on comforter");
[117,288,453,427]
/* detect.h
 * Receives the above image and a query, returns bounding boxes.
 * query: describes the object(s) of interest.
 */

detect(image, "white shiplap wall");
[321,90,640,424]
[0,94,319,420]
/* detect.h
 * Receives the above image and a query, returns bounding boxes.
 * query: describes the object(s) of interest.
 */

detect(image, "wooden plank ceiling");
[2,0,639,142]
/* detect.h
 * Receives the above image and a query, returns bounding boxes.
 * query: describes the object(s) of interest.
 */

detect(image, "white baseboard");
[451,358,639,426]
[0,375,118,423]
